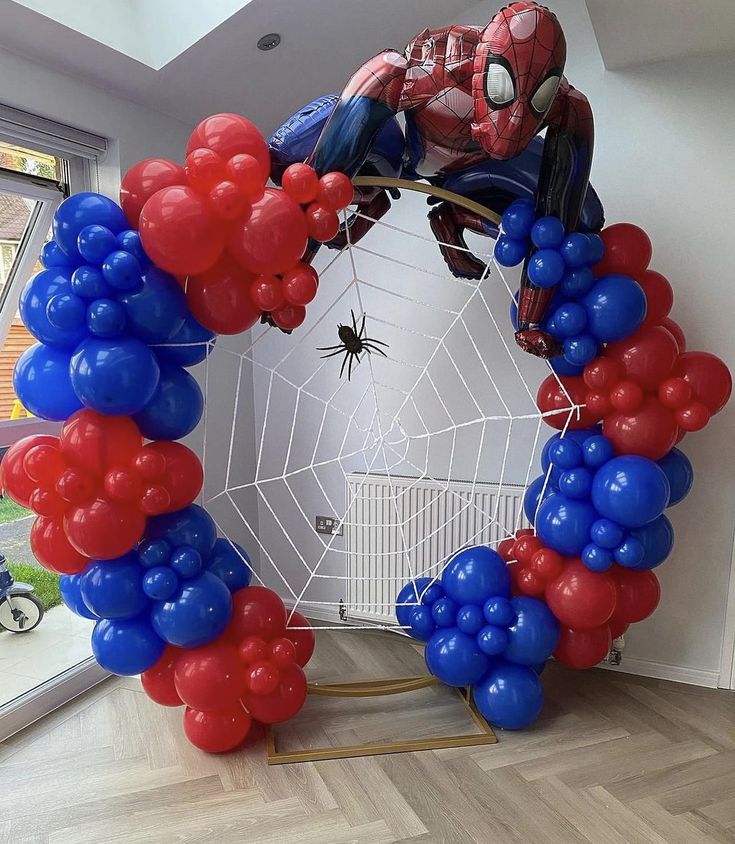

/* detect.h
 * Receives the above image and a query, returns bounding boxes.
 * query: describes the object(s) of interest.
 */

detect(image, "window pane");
[0,141,61,181]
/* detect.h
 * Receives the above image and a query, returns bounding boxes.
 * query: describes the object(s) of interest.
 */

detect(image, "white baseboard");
[598,656,720,689]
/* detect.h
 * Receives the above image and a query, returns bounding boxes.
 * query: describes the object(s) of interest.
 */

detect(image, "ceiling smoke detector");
[257,33,281,51]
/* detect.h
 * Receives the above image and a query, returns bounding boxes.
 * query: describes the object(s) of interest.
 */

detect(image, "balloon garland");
[396,200,731,730]
[0,112,730,749]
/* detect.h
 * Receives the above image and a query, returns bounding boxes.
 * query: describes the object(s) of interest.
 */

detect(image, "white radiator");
[345,473,528,624]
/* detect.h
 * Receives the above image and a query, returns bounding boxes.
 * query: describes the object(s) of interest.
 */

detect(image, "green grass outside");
[0,496,32,524]
[7,563,61,610]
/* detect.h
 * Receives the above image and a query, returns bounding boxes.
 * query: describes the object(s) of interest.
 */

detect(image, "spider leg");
[339,352,349,380]
[362,342,388,357]
[317,344,344,351]
[321,349,346,359]
[350,310,357,334]
[348,352,355,380]
[359,312,366,339]
[364,337,389,346]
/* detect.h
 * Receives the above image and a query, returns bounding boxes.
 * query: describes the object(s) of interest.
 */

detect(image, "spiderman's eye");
[485,63,515,106]
[530,74,561,114]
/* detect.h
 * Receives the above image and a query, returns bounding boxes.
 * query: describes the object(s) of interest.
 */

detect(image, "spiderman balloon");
[270,1,603,359]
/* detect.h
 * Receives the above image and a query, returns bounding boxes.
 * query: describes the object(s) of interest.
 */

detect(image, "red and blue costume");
[270,2,601,357]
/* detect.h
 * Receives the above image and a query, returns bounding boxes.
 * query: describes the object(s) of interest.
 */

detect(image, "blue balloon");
[86,298,127,337]
[501,201,535,239]
[117,230,150,267]
[119,268,187,344]
[558,467,593,500]
[421,583,444,605]
[53,193,127,263]
[613,537,645,568]
[47,293,86,332]
[590,518,624,549]
[137,538,171,569]
[523,475,558,524]
[59,574,97,620]
[563,334,598,366]
[77,224,116,265]
[473,660,544,729]
[396,577,434,628]
[170,546,203,579]
[528,249,565,288]
[431,596,458,627]
[531,216,565,249]
[206,538,252,593]
[548,438,583,469]
[155,313,215,368]
[559,232,592,268]
[133,361,203,440]
[442,546,511,605]
[425,627,489,687]
[549,355,585,376]
[150,571,232,648]
[656,448,693,507]
[101,250,142,291]
[541,428,598,472]
[477,625,509,656]
[80,554,148,619]
[554,303,587,337]
[628,515,674,570]
[456,604,484,635]
[408,605,436,641]
[19,268,88,350]
[535,494,597,556]
[591,455,670,528]
[503,596,559,665]
[583,274,647,342]
[581,434,615,469]
[582,543,614,572]
[587,233,605,264]
[494,235,528,267]
[92,616,164,676]
[559,267,595,299]
[41,240,75,268]
[70,335,160,415]
[142,566,179,601]
[14,343,82,421]
[71,265,114,300]
[483,596,515,627]
[146,504,217,558]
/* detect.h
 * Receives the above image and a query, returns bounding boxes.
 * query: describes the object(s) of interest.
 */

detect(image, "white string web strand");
[173,188,586,630]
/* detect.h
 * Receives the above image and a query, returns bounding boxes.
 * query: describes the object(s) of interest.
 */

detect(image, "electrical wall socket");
[315,516,343,536]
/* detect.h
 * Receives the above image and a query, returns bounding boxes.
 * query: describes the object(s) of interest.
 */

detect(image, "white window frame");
[0,107,112,743]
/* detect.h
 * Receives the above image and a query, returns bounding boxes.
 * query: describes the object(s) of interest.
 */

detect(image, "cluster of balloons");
[0,410,203,565]
[498,534,661,671]
[140,587,314,752]
[397,547,559,729]
[122,113,353,334]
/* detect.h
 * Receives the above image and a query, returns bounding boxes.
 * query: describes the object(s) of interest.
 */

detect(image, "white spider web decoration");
[191,189,582,630]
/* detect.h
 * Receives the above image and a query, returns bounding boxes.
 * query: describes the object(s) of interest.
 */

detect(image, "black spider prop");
[317,310,388,380]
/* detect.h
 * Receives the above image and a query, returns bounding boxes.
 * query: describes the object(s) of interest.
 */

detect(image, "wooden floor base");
[266,676,497,765]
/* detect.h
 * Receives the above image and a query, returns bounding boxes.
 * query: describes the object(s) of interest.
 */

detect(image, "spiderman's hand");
[514,328,562,359]
[326,188,392,250]
[428,201,488,281]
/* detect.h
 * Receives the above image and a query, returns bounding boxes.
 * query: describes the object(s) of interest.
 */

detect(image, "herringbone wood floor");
[2,627,735,843]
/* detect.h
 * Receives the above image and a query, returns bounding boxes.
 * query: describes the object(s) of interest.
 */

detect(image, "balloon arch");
[1,9,732,752]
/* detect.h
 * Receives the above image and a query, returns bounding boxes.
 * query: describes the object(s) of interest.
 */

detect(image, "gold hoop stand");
[266,676,496,765]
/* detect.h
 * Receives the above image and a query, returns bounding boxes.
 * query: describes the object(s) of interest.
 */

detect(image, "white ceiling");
[0,0,480,132]
[586,0,735,70]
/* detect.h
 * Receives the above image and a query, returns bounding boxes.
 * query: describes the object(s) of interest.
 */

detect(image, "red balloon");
[282,163,320,204]
[530,548,564,581]
[609,380,643,413]
[228,189,308,276]
[30,516,89,574]
[662,318,686,353]
[672,351,732,414]
[305,202,340,242]
[497,537,516,561]
[230,586,287,642]
[515,567,545,597]
[29,487,66,519]
[250,275,285,311]
[141,645,184,707]
[595,223,652,277]
[546,560,617,630]
[270,637,297,669]
[0,435,58,507]
[207,180,250,221]
[132,448,167,480]
[186,113,270,177]
[120,158,186,228]
[610,566,660,623]
[284,611,315,667]
[537,374,602,430]
[317,172,354,211]
[226,154,266,197]
[246,660,280,695]
[585,390,613,417]
[603,396,678,460]
[238,635,269,665]
[55,467,98,506]
[60,410,142,478]
[512,535,543,566]
[175,641,247,712]
[186,254,259,334]
[241,663,307,724]
[605,325,679,392]
[64,497,146,559]
[554,625,612,669]
[583,357,621,390]
[658,377,692,409]
[140,484,171,515]
[183,705,252,753]
[638,270,673,326]
[608,617,629,640]
[283,264,318,306]
[23,444,65,484]
[271,303,306,331]
[143,441,203,512]
[104,468,142,502]
[184,148,225,193]
[140,185,225,275]
[675,402,711,432]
